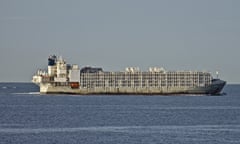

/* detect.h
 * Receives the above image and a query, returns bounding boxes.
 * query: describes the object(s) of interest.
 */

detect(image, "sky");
[0,0,239,83]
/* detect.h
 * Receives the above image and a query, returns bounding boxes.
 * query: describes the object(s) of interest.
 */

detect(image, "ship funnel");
[48,55,57,66]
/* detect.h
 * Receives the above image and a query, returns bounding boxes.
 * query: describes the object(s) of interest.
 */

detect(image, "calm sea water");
[0,83,240,144]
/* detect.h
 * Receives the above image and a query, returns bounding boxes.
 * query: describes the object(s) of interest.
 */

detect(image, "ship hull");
[39,79,226,95]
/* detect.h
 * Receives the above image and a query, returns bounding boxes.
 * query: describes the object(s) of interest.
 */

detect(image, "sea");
[0,83,240,144]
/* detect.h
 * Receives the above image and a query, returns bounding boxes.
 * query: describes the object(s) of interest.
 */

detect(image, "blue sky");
[0,0,239,83]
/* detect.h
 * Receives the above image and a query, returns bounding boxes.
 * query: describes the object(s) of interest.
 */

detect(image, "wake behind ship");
[32,55,226,95]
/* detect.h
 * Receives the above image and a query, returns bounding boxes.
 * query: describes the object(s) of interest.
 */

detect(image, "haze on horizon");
[0,0,239,83]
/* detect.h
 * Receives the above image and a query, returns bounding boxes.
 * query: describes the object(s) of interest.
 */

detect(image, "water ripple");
[1,125,240,134]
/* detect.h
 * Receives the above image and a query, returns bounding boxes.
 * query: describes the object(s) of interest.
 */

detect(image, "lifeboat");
[70,82,79,89]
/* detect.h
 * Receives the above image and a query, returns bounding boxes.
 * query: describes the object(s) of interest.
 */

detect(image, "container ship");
[32,55,226,95]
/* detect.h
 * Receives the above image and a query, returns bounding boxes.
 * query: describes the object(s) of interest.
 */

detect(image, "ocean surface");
[0,83,240,144]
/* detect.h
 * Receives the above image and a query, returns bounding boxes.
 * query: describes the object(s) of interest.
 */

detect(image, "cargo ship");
[32,55,226,95]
